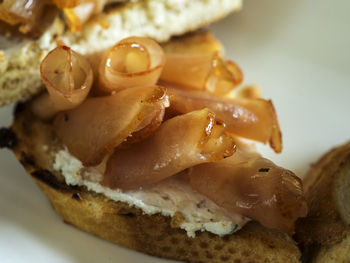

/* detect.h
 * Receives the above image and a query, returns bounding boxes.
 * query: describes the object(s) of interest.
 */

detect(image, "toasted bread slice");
[0,97,304,263]
[295,142,350,263]
[0,0,242,107]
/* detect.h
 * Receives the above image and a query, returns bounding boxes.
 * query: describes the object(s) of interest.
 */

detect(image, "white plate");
[1,0,350,262]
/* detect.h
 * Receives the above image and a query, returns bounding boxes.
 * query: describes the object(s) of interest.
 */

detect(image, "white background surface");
[1,0,350,262]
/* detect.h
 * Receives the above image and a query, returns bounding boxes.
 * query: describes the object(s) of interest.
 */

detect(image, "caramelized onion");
[160,53,212,91]
[205,57,243,95]
[102,108,236,190]
[53,0,87,9]
[160,31,242,95]
[0,0,39,25]
[54,0,124,31]
[98,36,165,94]
[54,86,168,166]
[166,87,282,153]
[122,108,166,146]
[188,148,308,233]
[161,31,222,55]
[33,46,93,119]
[160,52,242,96]
[0,0,52,34]
[53,0,125,10]
[236,85,261,99]
[63,2,95,32]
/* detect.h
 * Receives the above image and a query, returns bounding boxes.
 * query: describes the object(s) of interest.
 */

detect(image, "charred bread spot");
[258,168,270,172]
[21,119,32,136]
[104,1,125,12]
[0,128,17,148]
[31,169,78,192]
[14,102,26,117]
[117,206,140,218]
[300,242,321,263]
[72,193,82,201]
[20,151,36,168]
[120,212,136,218]
[31,169,62,190]
[64,113,69,122]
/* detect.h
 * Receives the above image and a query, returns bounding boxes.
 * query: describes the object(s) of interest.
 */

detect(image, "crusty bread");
[0,0,242,107]
[295,142,350,263]
[1,97,303,263]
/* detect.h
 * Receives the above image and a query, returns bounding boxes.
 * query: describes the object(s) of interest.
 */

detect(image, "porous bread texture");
[8,101,302,263]
[295,141,350,263]
[0,41,44,107]
[309,235,350,263]
[0,0,242,107]
[0,17,64,107]
[61,0,242,54]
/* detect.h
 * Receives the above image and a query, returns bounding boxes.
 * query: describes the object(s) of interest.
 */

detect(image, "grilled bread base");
[4,102,303,263]
[295,142,350,263]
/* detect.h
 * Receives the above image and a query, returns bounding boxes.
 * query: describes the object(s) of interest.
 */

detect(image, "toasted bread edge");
[3,101,303,263]
[296,142,350,263]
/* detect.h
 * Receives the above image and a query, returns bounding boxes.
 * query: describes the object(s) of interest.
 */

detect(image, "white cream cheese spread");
[53,149,249,237]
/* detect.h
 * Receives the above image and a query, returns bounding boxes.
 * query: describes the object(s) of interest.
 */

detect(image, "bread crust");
[6,101,303,263]
[295,142,350,263]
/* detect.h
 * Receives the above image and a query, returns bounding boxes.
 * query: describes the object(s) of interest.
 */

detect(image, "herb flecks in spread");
[34,32,307,234]
[53,150,249,238]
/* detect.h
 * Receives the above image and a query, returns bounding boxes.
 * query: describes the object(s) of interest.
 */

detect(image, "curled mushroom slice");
[188,148,308,233]
[103,108,236,190]
[54,85,169,166]
[166,87,282,153]
[122,108,166,146]
[160,52,243,96]
[98,36,165,94]
[160,30,242,95]
[32,46,93,119]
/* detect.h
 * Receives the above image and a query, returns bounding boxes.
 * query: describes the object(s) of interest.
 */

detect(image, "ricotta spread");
[53,149,249,237]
